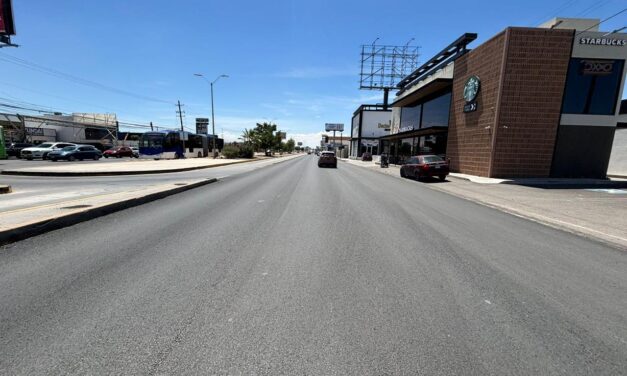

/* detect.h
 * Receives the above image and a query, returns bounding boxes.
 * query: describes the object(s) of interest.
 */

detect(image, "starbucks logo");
[463,75,480,102]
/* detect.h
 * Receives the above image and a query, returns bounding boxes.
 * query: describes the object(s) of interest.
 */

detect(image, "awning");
[391,78,452,107]
[379,126,448,141]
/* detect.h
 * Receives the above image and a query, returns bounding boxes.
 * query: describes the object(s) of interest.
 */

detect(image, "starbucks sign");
[463,75,480,113]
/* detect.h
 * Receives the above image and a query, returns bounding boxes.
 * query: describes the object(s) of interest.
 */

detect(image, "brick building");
[380,18,626,178]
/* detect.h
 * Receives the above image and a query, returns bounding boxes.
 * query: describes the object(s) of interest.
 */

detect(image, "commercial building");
[350,104,392,158]
[1,112,119,149]
[377,18,626,178]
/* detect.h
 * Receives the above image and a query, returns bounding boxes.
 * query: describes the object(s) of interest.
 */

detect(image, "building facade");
[383,18,626,178]
[350,104,392,158]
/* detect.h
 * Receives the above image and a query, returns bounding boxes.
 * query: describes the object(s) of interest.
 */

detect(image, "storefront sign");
[463,75,480,113]
[26,127,44,136]
[463,76,480,102]
[463,102,477,113]
[377,120,391,130]
[580,60,615,75]
[464,76,481,112]
[579,37,626,47]
[399,125,413,133]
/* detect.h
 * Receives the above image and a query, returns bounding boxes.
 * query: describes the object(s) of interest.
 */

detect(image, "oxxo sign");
[580,60,614,75]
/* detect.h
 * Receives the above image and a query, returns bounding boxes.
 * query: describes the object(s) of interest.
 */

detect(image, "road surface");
[1,155,625,375]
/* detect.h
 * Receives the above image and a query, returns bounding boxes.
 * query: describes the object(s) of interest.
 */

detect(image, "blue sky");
[1,0,625,146]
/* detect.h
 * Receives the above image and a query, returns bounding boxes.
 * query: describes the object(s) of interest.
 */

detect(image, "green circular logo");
[463,75,480,102]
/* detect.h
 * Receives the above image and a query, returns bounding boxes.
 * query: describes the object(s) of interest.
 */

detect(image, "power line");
[530,0,580,26]
[576,6,627,35]
[0,80,120,113]
[576,0,613,17]
[0,52,174,105]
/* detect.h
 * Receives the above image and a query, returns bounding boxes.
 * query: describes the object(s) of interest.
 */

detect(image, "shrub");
[238,145,254,159]
[222,145,240,159]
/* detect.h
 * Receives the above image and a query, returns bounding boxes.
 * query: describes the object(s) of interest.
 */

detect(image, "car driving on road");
[400,154,449,181]
[317,151,337,168]
[48,145,102,161]
[20,142,77,160]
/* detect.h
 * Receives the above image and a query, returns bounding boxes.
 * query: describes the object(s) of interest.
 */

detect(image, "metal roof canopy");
[396,33,477,91]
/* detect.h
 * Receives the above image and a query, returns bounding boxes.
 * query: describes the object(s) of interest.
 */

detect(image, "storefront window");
[562,58,624,115]
[422,92,451,128]
[400,104,421,132]
[399,138,413,158]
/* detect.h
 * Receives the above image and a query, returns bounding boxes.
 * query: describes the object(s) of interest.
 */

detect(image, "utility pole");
[176,100,186,158]
[150,121,154,131]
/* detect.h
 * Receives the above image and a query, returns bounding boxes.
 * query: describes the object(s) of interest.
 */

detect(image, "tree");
[250,122,277,151]
[240,128,255,145]
[284,138,295,153]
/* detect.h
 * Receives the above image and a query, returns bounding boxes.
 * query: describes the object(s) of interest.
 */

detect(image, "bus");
[139,130,209,159]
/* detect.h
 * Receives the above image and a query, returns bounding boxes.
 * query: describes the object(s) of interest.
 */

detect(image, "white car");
[20,142,77,160]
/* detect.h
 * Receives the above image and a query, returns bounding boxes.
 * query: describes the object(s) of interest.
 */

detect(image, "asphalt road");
[1,155,625,375]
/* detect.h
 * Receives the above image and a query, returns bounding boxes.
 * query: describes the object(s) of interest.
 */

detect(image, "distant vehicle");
[400,154,449,181]
[361,152,372,161]
[48,145,102,161]
[139,131,212,159]
[20,142,77,160]
[318,151,337,168]
[131,147,139,158]
[307,150,312,154]
[265,149,272,156]
[103,146,135,158]
[6,142,33,158]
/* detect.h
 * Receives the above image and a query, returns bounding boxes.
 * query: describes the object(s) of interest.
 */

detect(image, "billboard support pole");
[383,88,389,110]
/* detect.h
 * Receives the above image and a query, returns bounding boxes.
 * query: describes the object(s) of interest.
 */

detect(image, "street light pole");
[194,73,228,158]
[210,81,215,157]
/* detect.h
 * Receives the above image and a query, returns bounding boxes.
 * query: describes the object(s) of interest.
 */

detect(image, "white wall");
[360,110,391,139]
[608,128,627,177]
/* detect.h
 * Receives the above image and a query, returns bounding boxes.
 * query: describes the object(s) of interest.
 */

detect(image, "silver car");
[20,142,77,160]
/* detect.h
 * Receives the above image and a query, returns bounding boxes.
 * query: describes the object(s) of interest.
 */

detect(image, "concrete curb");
[0,178,218,246]
[0,158,260,177]
[0,185,11,194]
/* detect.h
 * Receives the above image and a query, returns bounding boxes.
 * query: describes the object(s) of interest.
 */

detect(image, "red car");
[400,155,449,181]
[103,146,135,158]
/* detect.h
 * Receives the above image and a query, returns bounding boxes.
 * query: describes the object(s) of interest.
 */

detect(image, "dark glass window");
[562,58,624,115]
[421,92,451,128]
[400,104,421,132]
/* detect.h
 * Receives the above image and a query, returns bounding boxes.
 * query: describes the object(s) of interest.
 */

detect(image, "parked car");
[103,146,134,158]
[361,152,372,161]
[131,147,139,158]
[48,145,102,161]
[318,151,337,168]
[6,142,33,158]
[20,142,77,160]
[400,154,449,181]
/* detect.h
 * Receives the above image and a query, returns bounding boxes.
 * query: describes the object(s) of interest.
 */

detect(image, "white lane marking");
[484,300,492,305]
[262,272,268,276]
[258,200,265,203]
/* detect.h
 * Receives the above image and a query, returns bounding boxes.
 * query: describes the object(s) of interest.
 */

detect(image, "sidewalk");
[341,159,627,249]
